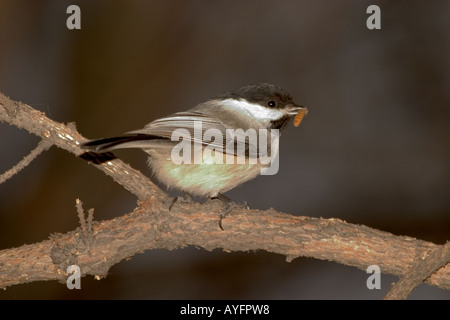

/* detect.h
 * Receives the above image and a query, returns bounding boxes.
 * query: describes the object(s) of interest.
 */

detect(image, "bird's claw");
[213,194,249,230]
[169,193,193,211]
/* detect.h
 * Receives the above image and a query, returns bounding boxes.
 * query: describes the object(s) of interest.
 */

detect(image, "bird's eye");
[268,100,277,107]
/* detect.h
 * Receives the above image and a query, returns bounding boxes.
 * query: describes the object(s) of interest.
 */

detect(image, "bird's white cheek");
[221,99,284,121]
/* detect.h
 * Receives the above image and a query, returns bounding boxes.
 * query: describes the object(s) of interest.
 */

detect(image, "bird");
[81,83,307,229]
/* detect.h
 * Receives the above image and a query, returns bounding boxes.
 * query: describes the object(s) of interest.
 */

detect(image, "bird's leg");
[169,192,194,211]
[211,193,249,230]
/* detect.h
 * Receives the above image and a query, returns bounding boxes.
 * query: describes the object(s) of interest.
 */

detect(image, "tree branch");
[0,197,449,290]
[384,242,450,299]
[0,92,170,202]
[0,92,448,297]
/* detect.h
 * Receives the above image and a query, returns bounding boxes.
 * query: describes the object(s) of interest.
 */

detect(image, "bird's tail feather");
[81,134,162,152]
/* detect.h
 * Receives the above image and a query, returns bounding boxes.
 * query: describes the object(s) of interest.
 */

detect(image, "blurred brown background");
[0,0,449,299]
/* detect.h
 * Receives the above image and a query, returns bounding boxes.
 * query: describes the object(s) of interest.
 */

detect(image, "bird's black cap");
[214,83,296,109]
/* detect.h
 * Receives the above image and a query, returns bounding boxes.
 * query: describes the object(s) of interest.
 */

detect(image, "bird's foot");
[210,193,249,230]
[169,193,194,211]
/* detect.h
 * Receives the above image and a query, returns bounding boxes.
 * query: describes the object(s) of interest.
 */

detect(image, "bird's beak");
[287,104,308,117]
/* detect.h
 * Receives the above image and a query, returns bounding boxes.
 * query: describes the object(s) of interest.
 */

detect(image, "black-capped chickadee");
[81,83,307,228]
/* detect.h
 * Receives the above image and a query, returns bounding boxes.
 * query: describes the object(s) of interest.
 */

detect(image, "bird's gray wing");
[128,110,259,157]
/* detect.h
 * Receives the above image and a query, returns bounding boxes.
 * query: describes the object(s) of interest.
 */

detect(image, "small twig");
[75,198,95,246]
[87,208,94,237]
[384,242,450,300]
[0,139,52,184]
